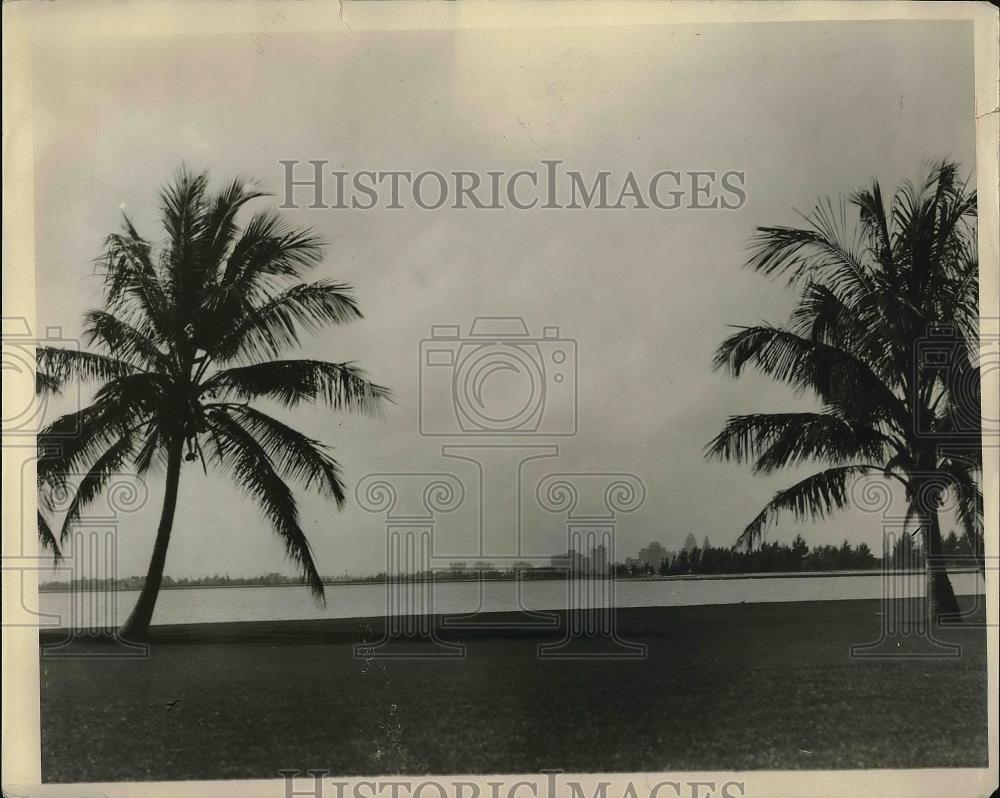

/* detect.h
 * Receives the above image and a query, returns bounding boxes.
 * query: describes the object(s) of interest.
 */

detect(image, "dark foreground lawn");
[40,599,988,781]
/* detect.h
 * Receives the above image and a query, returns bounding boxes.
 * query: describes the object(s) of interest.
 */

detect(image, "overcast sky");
[30,20,976,580]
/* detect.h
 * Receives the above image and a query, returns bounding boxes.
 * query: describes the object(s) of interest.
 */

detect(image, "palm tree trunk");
[119,436,184,640]
[925,504,961,625]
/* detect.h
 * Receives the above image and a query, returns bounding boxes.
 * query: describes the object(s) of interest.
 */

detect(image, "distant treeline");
[615,532,977,577]
[39,532,979,591]
[40,572,318,592]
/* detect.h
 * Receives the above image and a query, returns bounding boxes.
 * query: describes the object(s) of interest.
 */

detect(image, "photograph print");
[2,4,997,798]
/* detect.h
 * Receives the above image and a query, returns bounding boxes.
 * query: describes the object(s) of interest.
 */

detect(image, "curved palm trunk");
[924,504,961,625]
[119,436,184,641]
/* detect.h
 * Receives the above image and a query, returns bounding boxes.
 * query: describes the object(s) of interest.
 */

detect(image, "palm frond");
[746,197,871,304]
[202,359,391,415]
[36,370,61,395]
[38,512,62,562]
[160,166,212,308]
[92,372,170,417]
[203,177,269,269]
[82,310,170,371]
[36,347,137,391]
[219,210,325,293]
[850,179,894,273]
[38,403,126,477]
[58,432,139,543]
[209,280,362,363]
[214,404,346,505]
[706,412,890,473]
[737,465,877,549]
[206,409,325,599]
[100,218,176,344]
[712,324,908,430]
[133,427,166,476]
[38,389,154,480]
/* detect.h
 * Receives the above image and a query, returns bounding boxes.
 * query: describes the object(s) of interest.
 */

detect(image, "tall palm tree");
[36,168,391,639]
[706,161,981,622]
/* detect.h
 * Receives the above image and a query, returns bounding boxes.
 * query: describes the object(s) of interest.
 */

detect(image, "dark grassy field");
[39,599,988,782]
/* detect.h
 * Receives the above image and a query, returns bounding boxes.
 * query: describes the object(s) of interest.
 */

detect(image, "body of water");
[36,570,985,629]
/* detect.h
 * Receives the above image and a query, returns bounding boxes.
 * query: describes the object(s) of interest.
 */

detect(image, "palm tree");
[706,161,981,622]
[36,167,391,639]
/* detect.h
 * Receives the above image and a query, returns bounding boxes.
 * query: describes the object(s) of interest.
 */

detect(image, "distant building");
[550,548,589,573]
[590,544,609,575]
[638,541,670,569]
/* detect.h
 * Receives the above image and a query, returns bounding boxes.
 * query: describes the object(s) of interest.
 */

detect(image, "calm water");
[37,571,984,629]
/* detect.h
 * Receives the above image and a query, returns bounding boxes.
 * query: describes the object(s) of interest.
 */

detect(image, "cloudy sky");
[30,19,976,580]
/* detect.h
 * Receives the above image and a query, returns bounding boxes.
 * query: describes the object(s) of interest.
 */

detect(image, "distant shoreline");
[37,567,982,593]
